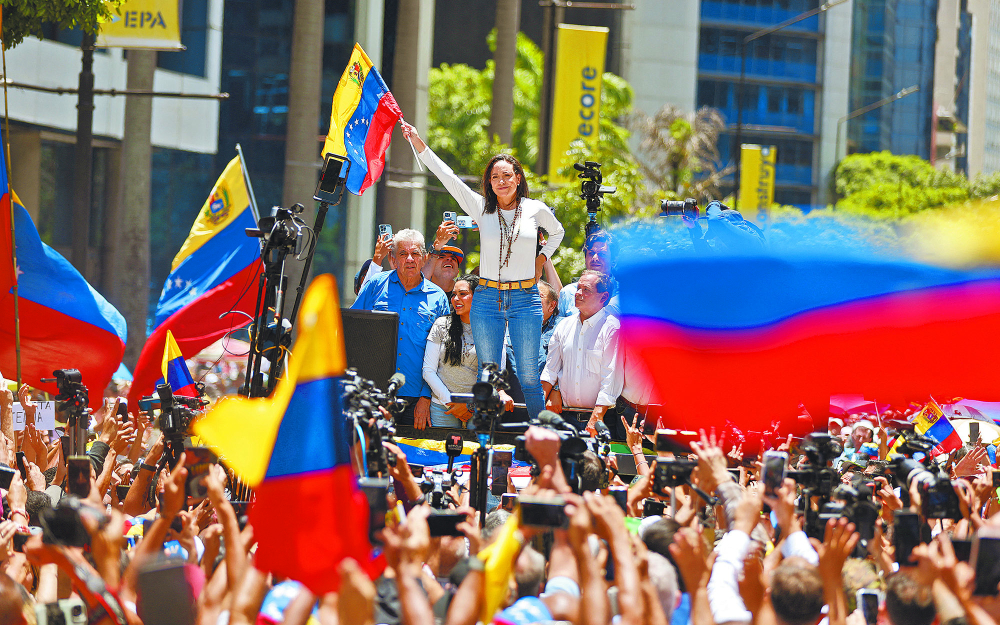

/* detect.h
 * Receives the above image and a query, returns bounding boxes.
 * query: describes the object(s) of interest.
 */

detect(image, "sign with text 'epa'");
[13,402,56,432]
[97,0,184,50]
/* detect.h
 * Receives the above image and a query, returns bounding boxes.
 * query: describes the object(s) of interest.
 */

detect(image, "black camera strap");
[72,561,128,625]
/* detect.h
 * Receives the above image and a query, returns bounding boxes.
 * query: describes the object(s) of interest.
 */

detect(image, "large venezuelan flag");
[617,253,1000,433]
[129,156,261,403]
[193,275,378,593]
[914,400,962,455]
[322,43,401,196]
[155,330,197,397]
[0,144,126,397]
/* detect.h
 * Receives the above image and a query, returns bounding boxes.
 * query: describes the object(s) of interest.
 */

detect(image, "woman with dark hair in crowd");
[423,275,512,428]
[401,122,565,418]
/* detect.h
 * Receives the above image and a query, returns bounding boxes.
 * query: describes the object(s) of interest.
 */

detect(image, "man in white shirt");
[541,270,623,435]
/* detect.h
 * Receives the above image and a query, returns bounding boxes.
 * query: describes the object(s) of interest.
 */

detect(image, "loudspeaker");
[340,309,399,390]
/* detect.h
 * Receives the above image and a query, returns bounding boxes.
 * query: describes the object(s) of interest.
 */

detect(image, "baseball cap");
[438,245,465,263]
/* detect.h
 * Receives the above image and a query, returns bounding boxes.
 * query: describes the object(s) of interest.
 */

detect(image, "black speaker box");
[340,309,399,390]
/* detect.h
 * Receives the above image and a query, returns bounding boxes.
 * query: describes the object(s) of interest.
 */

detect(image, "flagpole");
[235,143,261,223]
[1,18,23,386]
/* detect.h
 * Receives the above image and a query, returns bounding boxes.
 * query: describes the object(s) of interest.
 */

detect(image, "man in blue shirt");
[352,229,450,428]
[558,230,619,319]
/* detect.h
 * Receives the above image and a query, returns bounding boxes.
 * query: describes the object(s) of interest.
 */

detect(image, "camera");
[41,369,89,415]
[660,198,699,219]
[885,433,961,519]
[574,161,616,238]
[39,497,109,548]
[150,383,206,468]
[342,370,405,478]
[651,458,697,496]
[247,203,307,256]
[469,363,510,428]
[36,598,87,625]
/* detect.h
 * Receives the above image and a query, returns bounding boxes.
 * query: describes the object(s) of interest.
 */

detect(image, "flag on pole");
[322,43,401,196]
[193,275,380,593]
[129,155,261,404]
[0,142,126,399]
[156,330,197,397]
[914,399,963,455]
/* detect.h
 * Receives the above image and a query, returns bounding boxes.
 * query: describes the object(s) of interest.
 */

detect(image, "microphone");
[594,421,611,439]
[386,373,405,398]
[537,410,568,429]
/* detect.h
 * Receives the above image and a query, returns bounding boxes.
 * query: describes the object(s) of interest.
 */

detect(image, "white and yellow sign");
[739,144,776,225]
[547,24,609,182]
[98,0,184,50]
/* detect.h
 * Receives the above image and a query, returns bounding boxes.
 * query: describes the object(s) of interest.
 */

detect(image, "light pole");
[733,0,848,208]
[836,85,919,163]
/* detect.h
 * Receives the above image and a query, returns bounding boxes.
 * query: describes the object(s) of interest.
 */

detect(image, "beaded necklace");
[497,199,522,271]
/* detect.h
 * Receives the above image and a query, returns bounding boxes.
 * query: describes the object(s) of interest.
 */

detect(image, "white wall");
[4,0,223,155]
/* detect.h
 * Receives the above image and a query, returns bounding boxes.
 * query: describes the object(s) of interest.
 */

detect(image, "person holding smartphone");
[402,122,565,418]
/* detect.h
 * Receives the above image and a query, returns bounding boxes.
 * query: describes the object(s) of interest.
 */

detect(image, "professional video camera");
[819,481,880,546]
[39,496,109,548]
[137,382,208,469]
[785,432,843,539]
[342,370,406,478]
[574,161,616,238]
[41,369,91,456]
[510,411,603,495]
[468,363,509,429]
[886,434,962,520]
[660,197,699,219]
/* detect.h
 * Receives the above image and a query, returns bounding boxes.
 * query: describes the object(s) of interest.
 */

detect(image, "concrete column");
[383,0,435,232]
[8,129,41,222]
[817,1,853,207]
[282,0,325,210]
[114,50,156,368]
[344,0,385,303]
[489,0,520,146]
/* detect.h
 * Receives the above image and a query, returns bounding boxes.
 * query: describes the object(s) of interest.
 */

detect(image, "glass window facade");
[158,0,210,77]
[698,79,815,134]
[701,0,822,31]
[699,28,818,82]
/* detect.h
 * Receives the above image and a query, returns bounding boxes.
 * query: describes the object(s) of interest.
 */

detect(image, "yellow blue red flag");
[914,399,962,455]
[322,44,401,196]
[129,156,261,404]
[156,330,196,397]
[193,275,378,593]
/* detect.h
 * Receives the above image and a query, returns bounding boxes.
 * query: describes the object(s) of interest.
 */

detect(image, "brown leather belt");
[481,278,536,291]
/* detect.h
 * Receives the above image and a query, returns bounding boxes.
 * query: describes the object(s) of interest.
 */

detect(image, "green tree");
[1,0,121,49]
[630,104,732,206]
[834,151,970,217]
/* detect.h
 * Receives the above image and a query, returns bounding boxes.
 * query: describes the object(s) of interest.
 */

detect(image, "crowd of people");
[0,130,997,625]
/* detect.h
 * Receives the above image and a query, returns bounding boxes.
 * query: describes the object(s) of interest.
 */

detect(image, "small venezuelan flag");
[322,43,401,196]
[156,330,197,397]
[914,400,962,455]
[193,275,378,593]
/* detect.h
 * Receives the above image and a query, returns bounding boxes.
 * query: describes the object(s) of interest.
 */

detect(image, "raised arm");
[401,122,486,219]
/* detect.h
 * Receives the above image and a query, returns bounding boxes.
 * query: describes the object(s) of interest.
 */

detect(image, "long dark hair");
[444,275,478,365]
[480,154,530,214]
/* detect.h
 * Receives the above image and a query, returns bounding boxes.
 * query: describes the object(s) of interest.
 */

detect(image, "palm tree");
[631,104,733,205]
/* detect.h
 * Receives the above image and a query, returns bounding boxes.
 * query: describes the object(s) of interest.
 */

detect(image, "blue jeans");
[430,402,474,429]
[471,285,544,418]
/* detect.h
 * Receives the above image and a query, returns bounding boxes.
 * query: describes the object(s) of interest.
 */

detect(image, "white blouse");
[418,146,565,282]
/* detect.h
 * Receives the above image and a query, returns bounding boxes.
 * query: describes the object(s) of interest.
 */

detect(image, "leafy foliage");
[1,0,121,49]
[834,151,971,217]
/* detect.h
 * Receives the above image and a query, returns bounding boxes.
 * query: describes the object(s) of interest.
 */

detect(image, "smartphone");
[67,456,91,498]
[117,399,129,424]
[456,215,475,229]
[952,538,973,562]
[727,467,741,482]
[501,493,517,512]
[856,589,881,625]
[491,450,513,497]
[378,224,392,239]
[761,451,788,498]
[970,421,980,443]
[427,511,466,537]
[893,511,921,567]
[116,484,131,502]
[0,466,16,490]
[518,496,568,528]
[409,463,425,478]
[609,487,629,512]
[15,451,26,479]
[183,447,218,500]
[443,211,456,223]
[972,528,1000,595]
[35,598,87,625]
[655,429,673,454]
[643,498,666,517]
[136,561,198,625]
[992,470,1000,489]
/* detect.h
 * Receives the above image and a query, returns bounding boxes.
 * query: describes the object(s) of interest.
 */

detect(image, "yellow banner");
[547,24,609,182]
[97,0,184,50]
[738,144,776,225]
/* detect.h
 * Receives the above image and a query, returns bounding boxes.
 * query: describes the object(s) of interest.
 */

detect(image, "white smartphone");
[761,450,788,498]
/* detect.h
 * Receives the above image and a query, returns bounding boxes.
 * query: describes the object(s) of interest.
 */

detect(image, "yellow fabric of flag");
[322,44,375,159]
[192,274,346,485]
[477,515,524,623]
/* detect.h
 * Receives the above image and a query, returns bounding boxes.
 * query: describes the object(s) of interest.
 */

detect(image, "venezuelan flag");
[0,142,126,399]
[129,156,261,403]
[322,43,401,195]
[193,275,379,593]
[914,400,962,455]
[617,253,1000,434]
[155,330,197,397]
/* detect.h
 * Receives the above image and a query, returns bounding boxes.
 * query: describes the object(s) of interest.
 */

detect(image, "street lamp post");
[733,0,848,208]
[835,85,919,163]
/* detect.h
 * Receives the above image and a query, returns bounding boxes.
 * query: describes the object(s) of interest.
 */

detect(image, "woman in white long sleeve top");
[423,275,513,428]
[401,122,565,418]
